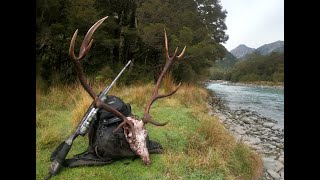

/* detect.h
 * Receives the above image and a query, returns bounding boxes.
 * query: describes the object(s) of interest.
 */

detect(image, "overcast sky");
[220,0,284,51]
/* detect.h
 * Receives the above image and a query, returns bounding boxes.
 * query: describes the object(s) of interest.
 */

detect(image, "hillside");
[223,52,284,82]
[256,41,284,55]
[211,44,284,83]
[215,52,238,69]
[229,41,284,60]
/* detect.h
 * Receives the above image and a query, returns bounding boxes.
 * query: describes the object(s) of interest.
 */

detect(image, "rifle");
[45,60,131,179]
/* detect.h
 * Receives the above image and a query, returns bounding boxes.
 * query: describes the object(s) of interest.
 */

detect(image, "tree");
[36,0,230,86]
[195,0,229,43]
[224,52,284,82]
[136,0,228,82]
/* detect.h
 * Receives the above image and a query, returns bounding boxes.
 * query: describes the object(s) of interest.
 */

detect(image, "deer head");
[69,16,186,165]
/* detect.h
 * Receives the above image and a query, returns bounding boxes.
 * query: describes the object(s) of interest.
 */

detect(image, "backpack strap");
[62,151,114,167]
[61,139,163,167]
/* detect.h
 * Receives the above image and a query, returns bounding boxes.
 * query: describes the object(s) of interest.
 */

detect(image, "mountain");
[230,44,255,59]
[256,40,284,55]
[229,41,284,59]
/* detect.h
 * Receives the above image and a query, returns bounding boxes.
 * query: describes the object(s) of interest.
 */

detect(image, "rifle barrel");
[100,60,131,97]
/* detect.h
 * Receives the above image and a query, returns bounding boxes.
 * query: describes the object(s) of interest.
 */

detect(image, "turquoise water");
[207,81,284,127]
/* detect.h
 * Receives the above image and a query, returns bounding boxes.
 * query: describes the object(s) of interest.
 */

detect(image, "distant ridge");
[229,41,284,59]
[230,44,255,59]
[256,40,284,55]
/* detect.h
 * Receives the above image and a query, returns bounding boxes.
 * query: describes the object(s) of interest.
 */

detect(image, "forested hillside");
[211,52,284,83]
[36,0,229,88]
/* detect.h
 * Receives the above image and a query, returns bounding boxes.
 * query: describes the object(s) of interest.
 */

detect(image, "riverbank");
[207,91,284,180]
[205,80,284,89]
[235,81,283,88]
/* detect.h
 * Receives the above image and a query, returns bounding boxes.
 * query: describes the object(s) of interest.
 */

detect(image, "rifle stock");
[47,133,78,177]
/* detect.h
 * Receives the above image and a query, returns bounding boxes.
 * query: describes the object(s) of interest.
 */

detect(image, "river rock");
[225,112,232,118]
[268,144,276,149]
[249,144,262,150]
[267,169,280,179]
[234,126,246,135]
[245,137,261,145]
[255,124,263,129]
[263,122,275,128]
[272,125,282,130]
[242,117,254,124]
[233,134,242,142]
[270,136,279,141]
[273,160,284,172]
[218,115,226,122]
[262,157,275,170]
[280,170,284,179]
[277,156,284,164]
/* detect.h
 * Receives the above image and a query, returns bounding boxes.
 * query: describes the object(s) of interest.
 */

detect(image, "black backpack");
[52,95,163,167]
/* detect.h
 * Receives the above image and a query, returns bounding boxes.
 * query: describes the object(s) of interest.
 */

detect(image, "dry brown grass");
[199,116,236,157]
[38,125,62,149]
[186,114,236,174]
[186,116,262,179]
[39,81,112,129]
[53,81,155,128]
[69,84,92,129]
[163,151,186,179]
[118,83,154,107]
[227,143,263,180]
[37,84,78,111]
[175,84,209,108]
[36,79,43,107]
[162,71,176,93]
[249,152,264,180]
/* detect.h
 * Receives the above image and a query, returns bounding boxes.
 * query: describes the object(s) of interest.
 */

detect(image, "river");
[206,81,284,128]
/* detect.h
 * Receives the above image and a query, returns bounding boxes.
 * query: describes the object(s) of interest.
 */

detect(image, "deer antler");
[114,29,186,132]
[112,30,186,165]
[69,18,186,165]
[143,29,186,125]
[69,16,134,134]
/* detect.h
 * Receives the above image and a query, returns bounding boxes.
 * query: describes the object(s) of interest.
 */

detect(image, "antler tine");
[164,29,180,61]
[69,16,108,100]
[142,30,186,126]
[69,16,108,61]
[79,16,108,57]
[177,46,186,60]
[69,29,96,100]
[164,29,169,61]
[69,16,135,135]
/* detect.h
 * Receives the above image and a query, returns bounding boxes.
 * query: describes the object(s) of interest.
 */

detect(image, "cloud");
[220,0,284,51]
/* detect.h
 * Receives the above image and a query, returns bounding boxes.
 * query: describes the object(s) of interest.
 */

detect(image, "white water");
[207,81,284,127]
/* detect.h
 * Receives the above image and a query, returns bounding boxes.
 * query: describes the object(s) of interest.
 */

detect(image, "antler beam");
[142,29,186,125]
[69,16,134,134]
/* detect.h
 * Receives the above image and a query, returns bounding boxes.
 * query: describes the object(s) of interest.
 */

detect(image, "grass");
[36,79,262,180]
